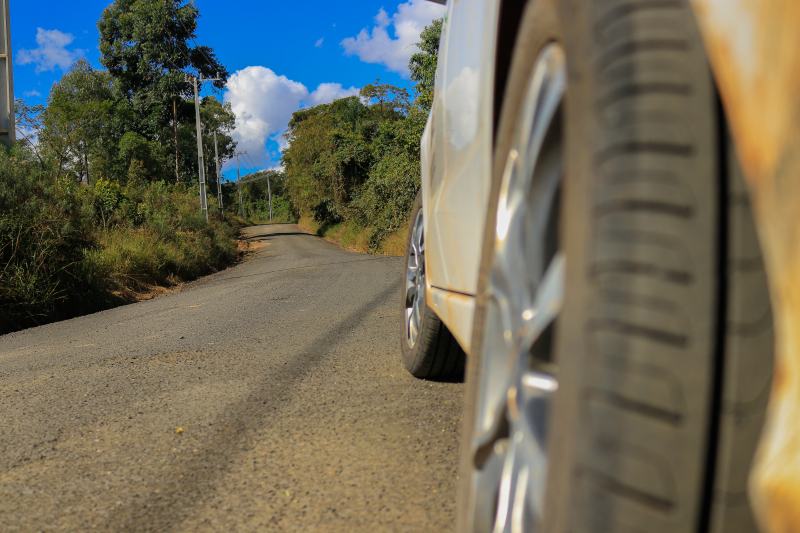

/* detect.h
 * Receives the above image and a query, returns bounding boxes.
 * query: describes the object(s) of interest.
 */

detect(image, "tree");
[199,95,236,191]
[14,99,45,164]
[118,131,168,183]
[359,80,409,117]
[280,18,444,249]
[98,0,229,184]
[39,60,114,183]
[283,96,377,222]
[408,18,442,113]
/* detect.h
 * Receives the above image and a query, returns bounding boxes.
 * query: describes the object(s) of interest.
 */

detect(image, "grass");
[0,147,243,334]
[297,213,406,256]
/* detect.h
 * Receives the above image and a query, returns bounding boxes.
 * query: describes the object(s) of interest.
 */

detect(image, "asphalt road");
[0,224,464,532]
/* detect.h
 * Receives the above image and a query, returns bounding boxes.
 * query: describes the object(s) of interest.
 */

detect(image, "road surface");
[0,224,463,532]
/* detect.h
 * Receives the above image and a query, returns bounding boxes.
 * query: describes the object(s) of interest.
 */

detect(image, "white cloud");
[224,66,359,169]
[307,83,359,106]
[315,37,324,48]
[16,28,84,73]
[340,0,445,77]
[23,90,41,97]
[16,126,39,146]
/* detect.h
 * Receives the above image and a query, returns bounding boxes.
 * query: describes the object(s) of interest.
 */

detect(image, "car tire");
[401,190,466,380]
[458,1,773,532]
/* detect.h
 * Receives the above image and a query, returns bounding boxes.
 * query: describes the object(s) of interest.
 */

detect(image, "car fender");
[691,2,800,532]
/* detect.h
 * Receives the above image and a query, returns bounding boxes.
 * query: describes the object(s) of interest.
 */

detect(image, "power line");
[237,155,256,175]
[166,1,195,74]
[239,165,257,179]
[244,153,261,173]
[174,7,217,72]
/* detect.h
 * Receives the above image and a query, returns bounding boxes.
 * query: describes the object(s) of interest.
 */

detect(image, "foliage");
[409,18,443,113]
[97,0,227,116]
[0,147,94,329]
[1,1,242,333]
[2,6,443,333]
[280,18,442,250]
[198,96,237,192]
[12,1,235,188]
[219,170,291,223]
[0,146,237,333]
[118,132,169,183]
[98,0,230,183]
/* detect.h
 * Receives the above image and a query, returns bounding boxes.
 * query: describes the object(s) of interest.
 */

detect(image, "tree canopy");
[281,18,443,249]
[98,0,230,182]
[408,18,442,113]
[14,0,234,189]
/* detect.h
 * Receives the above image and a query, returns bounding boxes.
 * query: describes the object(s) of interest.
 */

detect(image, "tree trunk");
[173,98,180,184]
[84,142,90,186]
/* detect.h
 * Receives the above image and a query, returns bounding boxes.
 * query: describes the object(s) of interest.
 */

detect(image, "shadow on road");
[105,278,402,532]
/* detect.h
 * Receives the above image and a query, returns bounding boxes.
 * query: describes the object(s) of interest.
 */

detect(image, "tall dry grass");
[0,146,241,333]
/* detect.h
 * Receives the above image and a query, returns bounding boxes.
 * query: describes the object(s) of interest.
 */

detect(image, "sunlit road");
[0,224,463,532]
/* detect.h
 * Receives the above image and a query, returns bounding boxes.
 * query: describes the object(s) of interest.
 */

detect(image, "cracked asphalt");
[0,224,464,532]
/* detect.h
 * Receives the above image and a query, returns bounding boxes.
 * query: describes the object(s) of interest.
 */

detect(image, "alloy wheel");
[468,42,566,533]
[405,208,426,349]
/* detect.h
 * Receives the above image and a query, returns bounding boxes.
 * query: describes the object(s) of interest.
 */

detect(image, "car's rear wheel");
[401,191,466,380]
[457,1,773,532]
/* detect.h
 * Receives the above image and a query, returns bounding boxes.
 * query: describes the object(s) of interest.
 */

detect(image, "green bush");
[354,149,420,250]
[0,146,239,333]
[279,20,441,252]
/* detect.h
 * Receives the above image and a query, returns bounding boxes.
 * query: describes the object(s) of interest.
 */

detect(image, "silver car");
[401,0,781,532]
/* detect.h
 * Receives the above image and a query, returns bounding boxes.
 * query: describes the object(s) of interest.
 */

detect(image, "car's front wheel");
[458,1,773,532]
[400,191,465,380]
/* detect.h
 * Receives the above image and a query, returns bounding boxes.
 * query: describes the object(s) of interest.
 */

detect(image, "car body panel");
[691,1,800,531]
[427,285,476,354]
[421,0,499,354]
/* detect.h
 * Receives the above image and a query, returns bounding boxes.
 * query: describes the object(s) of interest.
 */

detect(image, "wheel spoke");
[520,252,564,350]
[408,308,418,345]
[472,438,508,532]
[404,209,426,349]
[405,281,417,307]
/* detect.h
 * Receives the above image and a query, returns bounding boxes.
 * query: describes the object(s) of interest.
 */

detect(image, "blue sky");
[9,0,445,179]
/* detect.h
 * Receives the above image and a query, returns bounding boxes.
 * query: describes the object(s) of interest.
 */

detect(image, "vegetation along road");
[0,224,463,532]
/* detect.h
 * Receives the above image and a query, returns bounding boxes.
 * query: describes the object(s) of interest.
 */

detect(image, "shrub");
[0,146,239,334]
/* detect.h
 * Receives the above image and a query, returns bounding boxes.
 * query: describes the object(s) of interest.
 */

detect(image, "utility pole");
[234,151,247,217]
[266,174,273,221]
[0,0,15,146]
[213,129,223,220]
[189,72,221,221]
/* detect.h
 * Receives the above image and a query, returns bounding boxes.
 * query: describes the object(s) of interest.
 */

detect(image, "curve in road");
[0,224,463,532]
